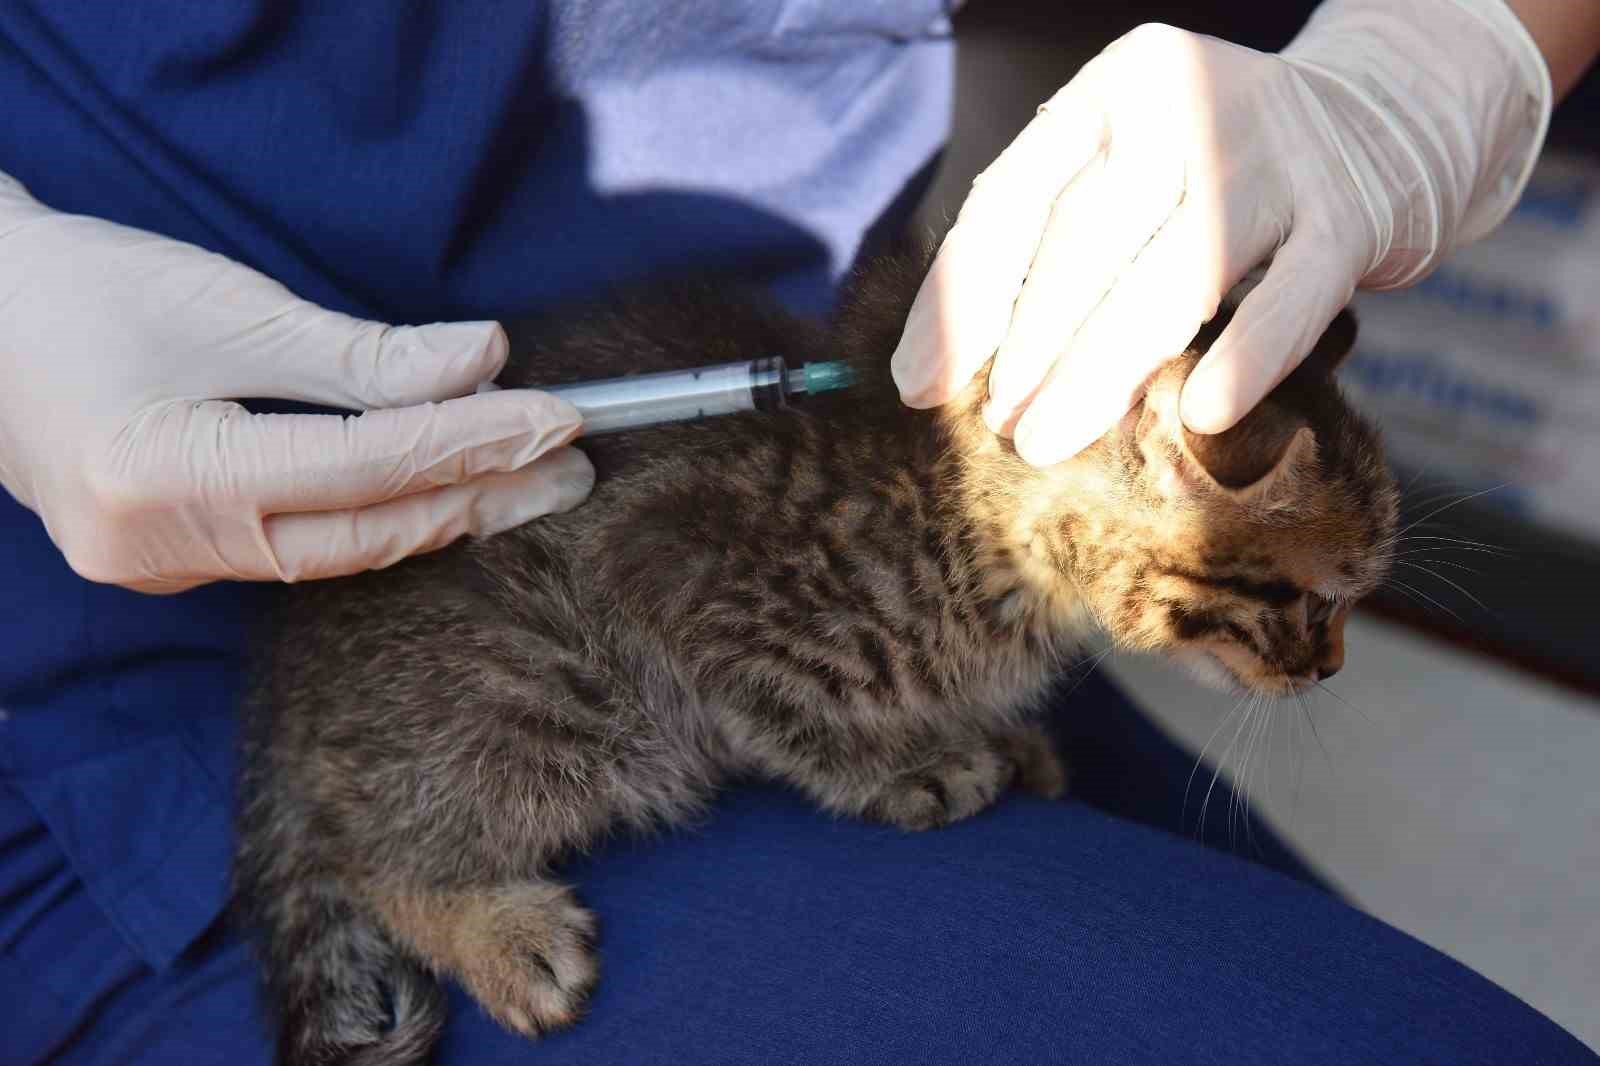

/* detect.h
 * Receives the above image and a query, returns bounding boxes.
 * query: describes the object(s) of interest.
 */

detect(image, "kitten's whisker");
[1250,697,1274,849]
[1239,696,1265,850]
[1277,693,1292,814]
[1401,520,1505,538]
[1287,691,1309,812]
[1390,529,1513,559]
[1295,689,1331,764]
[1232,695,1270,853]
[1228,702,1251,849]
[1261,700,1278,821]
[1394,533,1510,552]
[1254,699,1275,852]
[1244,697,1275,855]
[1396,548,1507,564]
[1313,680,1371,725]
[1380,579,1436,614]
[1184,693,1247,831]
[1383,577,1465,623]
[1392,557,1486,580]
[1256,697,1280,849]
[1201,693,1256,844]
[1226,700,1252,850]
[1391,536,1512,561]
[1059,645,1115,700]
[1392,484,1505,541]
[1377,541,1507,566]
[1188,694,1244,829]
[1399,462,1438,498]
[1393,562,1493,616]
[1376,509,1513,559]
[1397,481,1475,511]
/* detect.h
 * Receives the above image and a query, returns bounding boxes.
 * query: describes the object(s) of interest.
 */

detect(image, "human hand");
[0,174,593,594]
[891,0,1550,465]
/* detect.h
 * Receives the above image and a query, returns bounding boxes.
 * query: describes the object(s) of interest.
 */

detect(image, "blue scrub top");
[0,0,953,976]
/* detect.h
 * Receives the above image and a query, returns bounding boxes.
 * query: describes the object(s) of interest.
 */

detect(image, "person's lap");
[4,672,1593,1066]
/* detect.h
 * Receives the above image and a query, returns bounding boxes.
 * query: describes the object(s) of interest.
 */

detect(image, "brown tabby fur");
[233,242,1398,1065]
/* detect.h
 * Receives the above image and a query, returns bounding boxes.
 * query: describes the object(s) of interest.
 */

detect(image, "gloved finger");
[57,219,512,411]
[1179,234,1355,434]
[890,66,1109,408]
[139,388,583,517]
[1007,200,1222,466]
[981,133,1183,436]
[256,447,595,583]
[206,290,512,411]
[113,447,591,591]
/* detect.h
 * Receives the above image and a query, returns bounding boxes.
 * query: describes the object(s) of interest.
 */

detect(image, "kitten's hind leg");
[733,689,1071,831]
[370,879,598,1038]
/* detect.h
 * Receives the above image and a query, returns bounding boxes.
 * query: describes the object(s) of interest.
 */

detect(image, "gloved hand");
[891,0,1552,465]
[0,173,593,594]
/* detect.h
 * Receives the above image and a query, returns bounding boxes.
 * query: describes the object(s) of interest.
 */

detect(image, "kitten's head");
[979,307,1397,697]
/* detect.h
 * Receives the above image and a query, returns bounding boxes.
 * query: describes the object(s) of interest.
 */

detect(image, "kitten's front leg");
[861,723,1070,830]
[996,722,1072,801]
[861,744,1018,831]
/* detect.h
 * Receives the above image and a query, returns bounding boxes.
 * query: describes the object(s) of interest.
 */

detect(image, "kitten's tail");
[239,874,445,1066]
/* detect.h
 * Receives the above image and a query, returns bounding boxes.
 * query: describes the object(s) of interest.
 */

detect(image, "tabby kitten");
[234,244,1397,1065]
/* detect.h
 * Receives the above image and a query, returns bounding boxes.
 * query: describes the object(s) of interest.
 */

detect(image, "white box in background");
[1340,152,1600,543]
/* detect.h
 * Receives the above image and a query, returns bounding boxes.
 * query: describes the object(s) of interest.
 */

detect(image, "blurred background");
[915,0,1600,1050]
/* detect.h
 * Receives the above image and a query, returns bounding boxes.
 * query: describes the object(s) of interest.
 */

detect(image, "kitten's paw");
[457,882,599,1039]
[998,724,1071,799]
[865,748,1016,831]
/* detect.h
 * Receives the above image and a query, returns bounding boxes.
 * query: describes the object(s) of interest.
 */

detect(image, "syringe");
[520,357,858,435]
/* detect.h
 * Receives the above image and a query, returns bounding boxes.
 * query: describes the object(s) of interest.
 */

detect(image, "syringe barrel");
[543,357,788,434]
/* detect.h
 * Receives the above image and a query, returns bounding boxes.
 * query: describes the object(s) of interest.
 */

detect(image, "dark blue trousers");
[4,676,1593,1065]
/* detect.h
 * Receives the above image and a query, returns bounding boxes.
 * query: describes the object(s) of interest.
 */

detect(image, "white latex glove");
[891,0,1552,465]
[0,174,593,594]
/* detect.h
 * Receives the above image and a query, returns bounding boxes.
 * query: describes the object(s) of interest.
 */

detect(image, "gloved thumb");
[1179,237,1356,434]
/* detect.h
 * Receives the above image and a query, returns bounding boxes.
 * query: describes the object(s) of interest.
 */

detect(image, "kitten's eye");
[1306,594,1335,628]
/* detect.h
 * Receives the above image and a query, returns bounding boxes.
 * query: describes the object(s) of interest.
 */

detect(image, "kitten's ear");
[1220,267,1355,381]
[1180,405,1315,499]
[1290,309,1358,382]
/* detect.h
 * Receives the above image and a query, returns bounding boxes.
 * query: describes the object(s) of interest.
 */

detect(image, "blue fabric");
[0,1,952,322]
[4,765,1596,1065]
[0,0,1593,1061]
